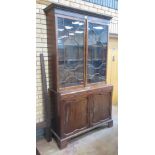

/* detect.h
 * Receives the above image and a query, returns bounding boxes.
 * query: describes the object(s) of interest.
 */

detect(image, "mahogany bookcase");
[44,3,113,149]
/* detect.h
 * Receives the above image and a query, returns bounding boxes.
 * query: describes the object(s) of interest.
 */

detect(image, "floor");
[37,105,118,155]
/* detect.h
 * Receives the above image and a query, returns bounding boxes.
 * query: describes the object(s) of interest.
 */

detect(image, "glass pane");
[87,23,108,83]
[57,17,84,87]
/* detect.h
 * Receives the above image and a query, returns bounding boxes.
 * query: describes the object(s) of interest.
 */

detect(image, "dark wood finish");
[44,3,113,149]
[40,54,52,142]
[51,116,113,149]
[62,96,89,136]
[46,9,57,91]
[90,92,111,125]
[50,84,113,148]
[44,3,112,20]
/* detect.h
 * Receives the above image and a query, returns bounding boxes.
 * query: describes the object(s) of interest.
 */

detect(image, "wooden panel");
[89,92,111,125]
[46,10,58,91]
[49,89,61,136]
[62,97,89,136]
[44,3,112,21]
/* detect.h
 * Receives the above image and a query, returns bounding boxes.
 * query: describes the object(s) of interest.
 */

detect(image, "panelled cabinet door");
[89,92,111,126]
[62,97,89,136]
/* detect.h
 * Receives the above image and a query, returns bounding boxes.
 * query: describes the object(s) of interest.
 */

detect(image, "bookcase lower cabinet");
[50,85,113,149]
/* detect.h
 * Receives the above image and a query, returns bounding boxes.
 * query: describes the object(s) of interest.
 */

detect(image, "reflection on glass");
[87,23,108,83]
[57,17,84,87]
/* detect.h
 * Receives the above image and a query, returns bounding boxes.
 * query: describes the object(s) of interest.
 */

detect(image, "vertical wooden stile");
[40,53,52,142]
[84,16,88,87]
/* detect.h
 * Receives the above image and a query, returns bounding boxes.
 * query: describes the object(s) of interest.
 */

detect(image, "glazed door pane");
[57,17,84,87]
[87,22,108,83]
